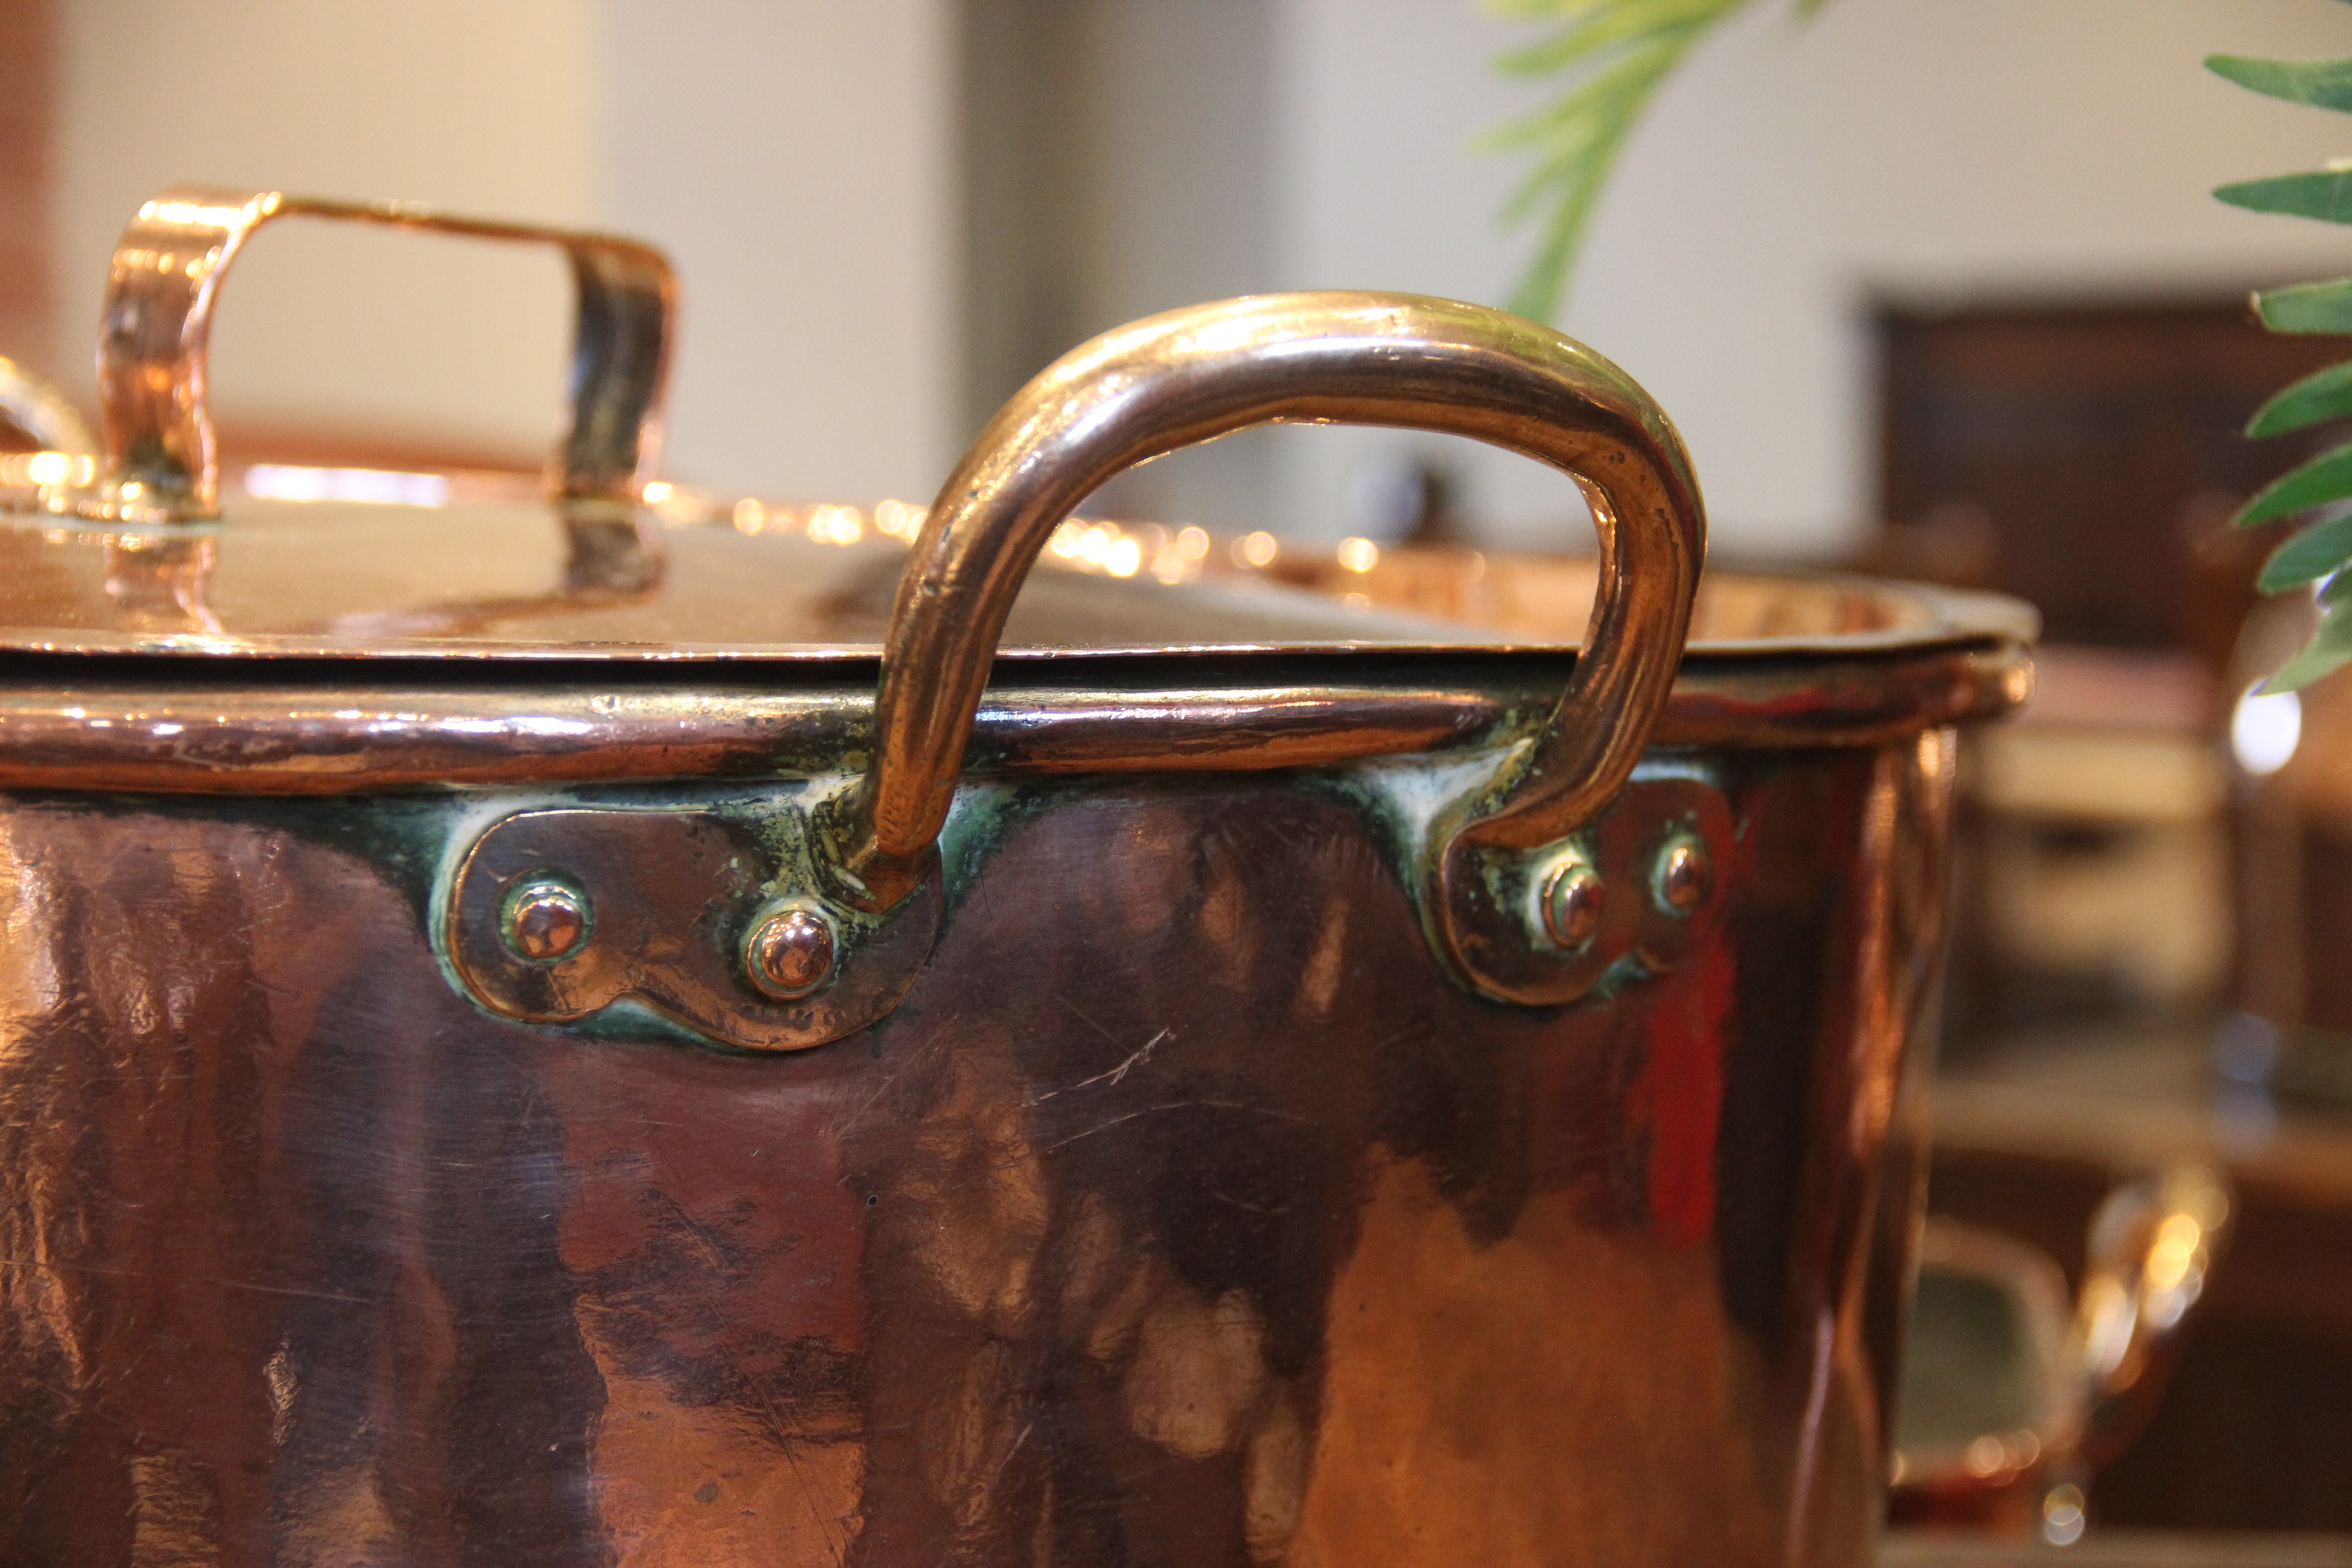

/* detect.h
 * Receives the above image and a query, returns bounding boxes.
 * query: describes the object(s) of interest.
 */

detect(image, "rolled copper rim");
[0,634,2028,796]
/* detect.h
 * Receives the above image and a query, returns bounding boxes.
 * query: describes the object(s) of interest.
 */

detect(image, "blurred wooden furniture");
[1885,296,2352,1536]
[1876,299,2343,658]
[0,0,54,371]
[1883,1529,2352,1565]
[1946,648,2230,1046]
[1870,299,2329,1052]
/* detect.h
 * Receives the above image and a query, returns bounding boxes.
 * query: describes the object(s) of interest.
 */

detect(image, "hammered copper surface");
[0,732,1952,1567]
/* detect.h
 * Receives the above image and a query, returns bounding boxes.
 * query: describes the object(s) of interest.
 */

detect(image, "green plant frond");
[1502,135,1638,318]
[1508,209,1599,321]
[1498,59,1682,323]
[2206,53,2352,113]
[2214,35,2352,687]
[1495,0,1743,77]
[1488,0,1793,321]
[2259,510,2352,591]
[2237,439,2352,526]
[1490,49,1677,241]
[1482,0,1617,21]
[2262,598,2352,691]
[2249,359,2352,437]
[2216,167,2352,225]
[1495,121,1623,225]
[2256,276,2352,333]
[1483,34,1690,152]
[1490,37,1703,319]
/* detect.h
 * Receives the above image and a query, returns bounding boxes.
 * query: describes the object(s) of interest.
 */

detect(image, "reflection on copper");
[102,534,221,634]
[0,641,2029,798]
[724,498,928,549]
[242,464,452,506]
[318,505,669,642]
[0,452,96,489]
[560,507,667,597]
[0,356,95,460]
[0,358,99,517]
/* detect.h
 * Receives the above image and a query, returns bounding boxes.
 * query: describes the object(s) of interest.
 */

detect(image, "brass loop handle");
[835,292,1705,940]
[93,186,674,523]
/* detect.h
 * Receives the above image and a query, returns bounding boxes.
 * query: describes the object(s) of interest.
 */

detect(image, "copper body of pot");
[0,191,2032,1566]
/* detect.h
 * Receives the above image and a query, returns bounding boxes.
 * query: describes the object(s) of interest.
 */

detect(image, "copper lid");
[0,486,2029,663]
[0,186,2033,832]
[0,184,2031,668]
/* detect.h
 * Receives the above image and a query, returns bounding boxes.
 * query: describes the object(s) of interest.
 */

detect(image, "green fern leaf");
[2236,439,2352,526]
[1494,0,1739,77]
[2256,277,2352,334]
[2216,166,2352,224]
[2212,25,2352,693]
[2259,509,2352,590]
[2205,54,2352,112]
[2249,360,2352,436]
[2262,597,2352,691]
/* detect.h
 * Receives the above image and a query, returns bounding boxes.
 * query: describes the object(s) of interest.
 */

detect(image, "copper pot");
[0,190,2031,1566]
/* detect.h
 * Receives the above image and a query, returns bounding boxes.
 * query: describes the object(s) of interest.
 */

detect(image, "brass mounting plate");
[444,794,940,1052]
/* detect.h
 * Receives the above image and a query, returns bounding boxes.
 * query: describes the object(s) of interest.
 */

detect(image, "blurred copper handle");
[831,290,1705,999]
[92,186,673,523]
[2071,1162,2234,1468]
[0,356,95,458]
[1889,1164,2236,1534]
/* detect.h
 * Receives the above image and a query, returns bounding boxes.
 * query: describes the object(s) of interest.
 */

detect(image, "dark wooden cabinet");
[1878,301,2348,657]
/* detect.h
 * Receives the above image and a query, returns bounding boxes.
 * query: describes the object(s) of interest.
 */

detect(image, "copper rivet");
[506,879,590,962]
[1655,835,1710,916]
[1540,860,1606,951]
[748,907,836,1000]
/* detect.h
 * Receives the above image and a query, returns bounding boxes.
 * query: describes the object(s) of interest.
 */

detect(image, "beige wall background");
[38,0,2352,551]
[53,0,597,461]
[599,0,956,504]
[959,0,1277,526]
[1266,0,2352,556]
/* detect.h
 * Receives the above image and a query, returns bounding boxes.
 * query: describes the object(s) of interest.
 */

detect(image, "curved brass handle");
[833,291,1704,1000]
[93,186,673,523]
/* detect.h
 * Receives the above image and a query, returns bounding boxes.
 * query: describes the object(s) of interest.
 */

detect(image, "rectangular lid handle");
[92,187,674,523]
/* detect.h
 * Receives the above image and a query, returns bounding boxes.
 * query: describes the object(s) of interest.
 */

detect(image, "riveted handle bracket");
[443,784,938,1053]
